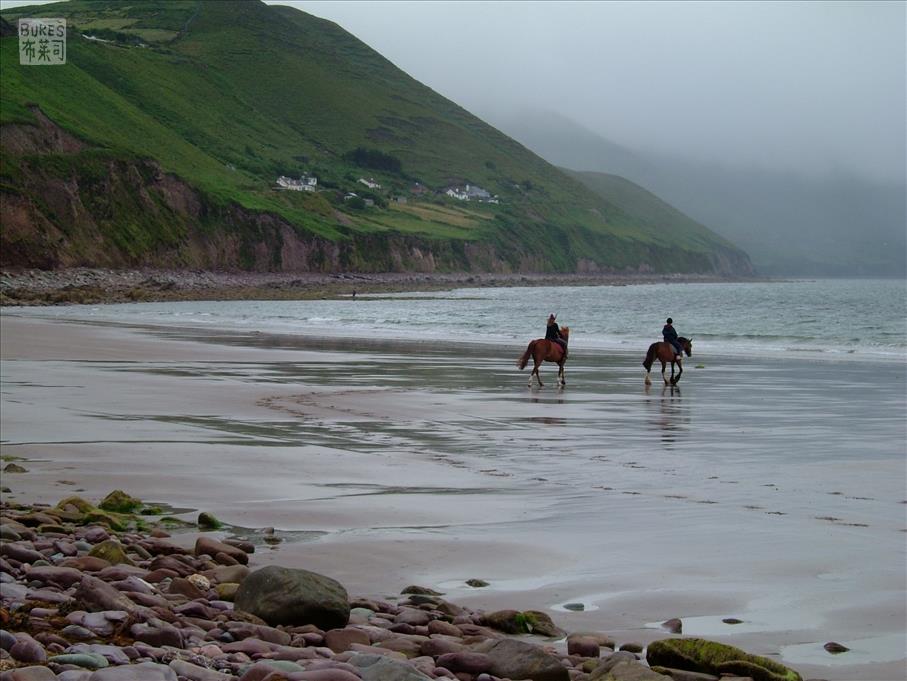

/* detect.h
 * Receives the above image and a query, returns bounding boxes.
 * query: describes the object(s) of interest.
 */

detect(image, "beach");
[1,312,905,681]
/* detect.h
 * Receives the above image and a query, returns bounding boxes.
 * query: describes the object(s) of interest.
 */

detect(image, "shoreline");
[1,314,904,681]
[0,492,809,681]
[0,267,765,306]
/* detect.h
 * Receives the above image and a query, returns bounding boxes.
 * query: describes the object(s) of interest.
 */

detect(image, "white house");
[358,177,381,190]
[445,184,499,203]
[277,175,317,192]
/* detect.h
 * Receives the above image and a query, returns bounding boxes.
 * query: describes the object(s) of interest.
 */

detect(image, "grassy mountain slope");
[565,170,743,255]
[0,0,752,275]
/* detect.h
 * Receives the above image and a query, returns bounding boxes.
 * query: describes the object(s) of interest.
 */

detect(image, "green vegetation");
[0,0,751,273]
[647,638,802,681]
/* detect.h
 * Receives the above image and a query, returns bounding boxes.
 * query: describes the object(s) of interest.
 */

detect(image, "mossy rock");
[55,496,98,515]
[482,609,565,637]
[83,510,129,532]
[197,512,222,530]
[401,585,443,595]
[483,609,524,634]
[521,609,565,637]
[158,516,196,529]
[53,496,131,530]
[646,638,801,681]
[3,463,27,473]
[216,582,239,601]
[99,490,141,514]
[89,539,134,566]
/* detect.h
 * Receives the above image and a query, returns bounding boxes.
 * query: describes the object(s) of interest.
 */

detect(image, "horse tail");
[643,343,657,372]
[517,341,534,370]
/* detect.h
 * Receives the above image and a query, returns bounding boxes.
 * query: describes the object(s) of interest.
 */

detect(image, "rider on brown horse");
[662,317,682,360]
[546,314,568,357]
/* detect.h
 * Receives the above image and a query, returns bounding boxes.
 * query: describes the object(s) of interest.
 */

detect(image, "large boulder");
[234,565,350,629]
[349,654,433,681]
[483,638,569,681]
[646,638,802,681]
[89,540,134,566]
[98,490,141,514]
[481,609,565,637]
[591,657,670,681]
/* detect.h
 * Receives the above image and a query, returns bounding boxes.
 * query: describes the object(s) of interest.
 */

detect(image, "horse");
[643,337,692,386]
[517,327,570,388]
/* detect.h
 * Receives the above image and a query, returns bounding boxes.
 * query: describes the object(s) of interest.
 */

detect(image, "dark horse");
[643,337,692,386]
[517,327,570,388]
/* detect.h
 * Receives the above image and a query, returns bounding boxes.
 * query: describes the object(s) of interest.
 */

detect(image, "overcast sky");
[3,0,904,184]
[275,0,905,185]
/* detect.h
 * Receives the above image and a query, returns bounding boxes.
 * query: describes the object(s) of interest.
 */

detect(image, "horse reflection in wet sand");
[517,327,569,388]
[643,337,692,386]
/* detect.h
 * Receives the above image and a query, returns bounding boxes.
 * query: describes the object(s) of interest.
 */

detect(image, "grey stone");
[169,659,234,681]
[592,660,671,680]
[234,565,349,629]
[350,654,434,681]
[10,633,46,664]
[86,662,179,680]
[484,638,569,681]
[74,575,139,613]
[49,652,109,669]
[0,666,58,681]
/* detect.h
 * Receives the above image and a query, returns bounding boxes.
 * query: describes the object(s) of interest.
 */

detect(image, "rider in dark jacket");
[546,314,567,356]
[663,317,682,358]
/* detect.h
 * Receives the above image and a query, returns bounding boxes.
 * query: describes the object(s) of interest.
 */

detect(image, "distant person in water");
[546,313,568,356]
[662,317,682,358]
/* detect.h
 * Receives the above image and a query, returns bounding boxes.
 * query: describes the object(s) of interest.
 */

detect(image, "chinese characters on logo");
[19,18,66,65]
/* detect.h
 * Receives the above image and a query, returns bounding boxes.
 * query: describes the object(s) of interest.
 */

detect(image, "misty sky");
[2,0,904,184]
[275,0,905,185]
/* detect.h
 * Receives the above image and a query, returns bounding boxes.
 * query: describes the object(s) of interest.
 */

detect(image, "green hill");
[564,169,748,272]
[0,0,753,275]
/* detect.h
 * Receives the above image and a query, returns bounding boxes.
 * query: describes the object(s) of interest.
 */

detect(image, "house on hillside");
[444,184,500,204]
[358,177,381,190]
[276,175,317,192]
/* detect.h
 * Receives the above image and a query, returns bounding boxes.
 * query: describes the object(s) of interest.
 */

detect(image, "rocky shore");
[0,490,809,681]
[0,268,754,306]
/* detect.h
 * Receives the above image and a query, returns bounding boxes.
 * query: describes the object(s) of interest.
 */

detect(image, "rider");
[662,317,683,359]
[546,313,568,356]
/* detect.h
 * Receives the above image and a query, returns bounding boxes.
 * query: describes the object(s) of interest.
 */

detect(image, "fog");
[278,0,905,186]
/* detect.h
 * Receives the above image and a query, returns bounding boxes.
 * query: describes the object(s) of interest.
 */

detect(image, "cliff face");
[0,113,526,274]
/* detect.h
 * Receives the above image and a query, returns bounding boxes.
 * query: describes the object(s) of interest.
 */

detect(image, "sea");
[16,277,907,360]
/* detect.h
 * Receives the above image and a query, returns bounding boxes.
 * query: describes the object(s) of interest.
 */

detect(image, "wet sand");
[1,313,905,680]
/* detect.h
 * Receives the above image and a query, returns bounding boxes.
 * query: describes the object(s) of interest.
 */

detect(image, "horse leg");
[674,362,682,385]
[644,370,652,386]
[661,360,669,386]
[530,359,543,387]
[558,362,566,387]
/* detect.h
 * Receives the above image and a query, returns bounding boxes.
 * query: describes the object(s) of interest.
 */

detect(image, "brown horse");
[643,337,692,386]
[517,327,570,388]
